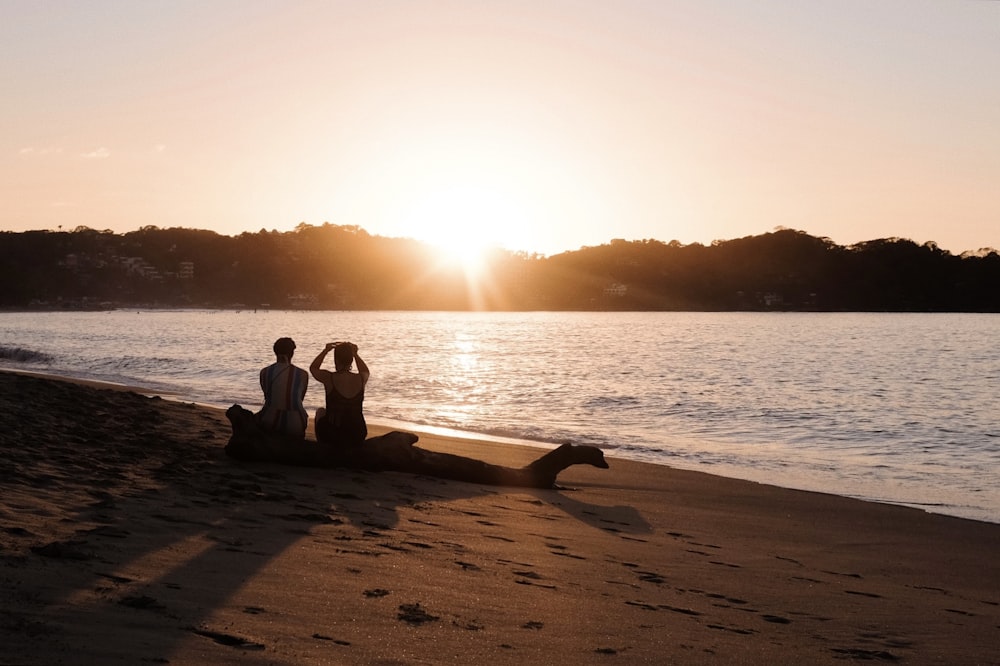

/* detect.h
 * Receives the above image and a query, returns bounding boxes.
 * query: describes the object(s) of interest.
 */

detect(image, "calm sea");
[2,310,998,523]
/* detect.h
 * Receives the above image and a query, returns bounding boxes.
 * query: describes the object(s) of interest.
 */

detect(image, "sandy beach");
[1,371,998,665]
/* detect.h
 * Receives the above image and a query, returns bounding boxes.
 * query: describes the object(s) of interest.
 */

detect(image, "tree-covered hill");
[1,224,997,311]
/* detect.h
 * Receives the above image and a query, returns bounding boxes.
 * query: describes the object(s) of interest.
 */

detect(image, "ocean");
[2,310,998,523]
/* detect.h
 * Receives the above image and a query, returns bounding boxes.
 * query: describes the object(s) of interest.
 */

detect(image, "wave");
[581,395,642,408]
[0,346,53,363]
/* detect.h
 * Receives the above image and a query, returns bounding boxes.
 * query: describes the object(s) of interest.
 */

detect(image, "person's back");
[257,337,309,440]
[310,341,369,446]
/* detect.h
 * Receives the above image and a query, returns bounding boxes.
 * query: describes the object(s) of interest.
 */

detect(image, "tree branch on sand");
[225,405,609,489]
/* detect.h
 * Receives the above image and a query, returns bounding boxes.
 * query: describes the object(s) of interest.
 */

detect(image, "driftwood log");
[225,405,609,489]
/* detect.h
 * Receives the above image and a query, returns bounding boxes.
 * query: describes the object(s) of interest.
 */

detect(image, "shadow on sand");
[0,373,649,662]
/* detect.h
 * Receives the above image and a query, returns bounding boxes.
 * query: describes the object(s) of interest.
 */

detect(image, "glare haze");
[3,0,998,256]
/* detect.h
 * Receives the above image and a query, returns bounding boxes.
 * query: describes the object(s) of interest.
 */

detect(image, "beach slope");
[1,371,998,664]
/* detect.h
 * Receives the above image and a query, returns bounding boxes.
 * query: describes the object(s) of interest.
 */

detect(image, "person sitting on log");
[226,403,610,489]
[256,337,310,440]
[310,341,370,447]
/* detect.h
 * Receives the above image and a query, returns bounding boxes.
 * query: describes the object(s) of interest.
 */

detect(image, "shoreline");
[1,371,999,663]
[0,366,555,450]
[3,366,998,525]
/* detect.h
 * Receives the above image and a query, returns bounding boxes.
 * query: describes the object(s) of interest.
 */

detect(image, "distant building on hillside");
[604,282,628,297]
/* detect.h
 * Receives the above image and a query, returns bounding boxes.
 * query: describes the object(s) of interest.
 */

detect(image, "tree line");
[1,223,998,311]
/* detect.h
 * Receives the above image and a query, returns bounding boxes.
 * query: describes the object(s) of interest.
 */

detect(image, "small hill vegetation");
[1,224,997,311]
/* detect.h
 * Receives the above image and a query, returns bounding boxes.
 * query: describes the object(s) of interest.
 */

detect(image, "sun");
[401,184,523,278]
[430,230,494,280]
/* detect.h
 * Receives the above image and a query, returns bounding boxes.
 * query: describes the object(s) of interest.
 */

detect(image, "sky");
[3,0,999,257]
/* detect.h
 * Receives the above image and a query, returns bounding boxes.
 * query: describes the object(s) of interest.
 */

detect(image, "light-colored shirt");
[257,361,309,439]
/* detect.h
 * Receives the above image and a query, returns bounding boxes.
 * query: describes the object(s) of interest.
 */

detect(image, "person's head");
[273,337,296,360]
[333,342,354,371]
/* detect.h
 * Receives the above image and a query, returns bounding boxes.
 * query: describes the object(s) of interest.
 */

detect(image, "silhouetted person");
[256,337,310,440]
[310,341,370,446]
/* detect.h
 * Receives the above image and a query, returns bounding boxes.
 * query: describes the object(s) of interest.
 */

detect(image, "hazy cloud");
[81,147,111,160]
[18,146,63,156]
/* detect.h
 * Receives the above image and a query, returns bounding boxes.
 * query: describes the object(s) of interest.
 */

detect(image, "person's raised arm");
[310,342,336,380]
[353,345,370,384]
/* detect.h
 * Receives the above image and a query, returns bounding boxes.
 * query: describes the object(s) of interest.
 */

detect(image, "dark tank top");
[317,382,367,446]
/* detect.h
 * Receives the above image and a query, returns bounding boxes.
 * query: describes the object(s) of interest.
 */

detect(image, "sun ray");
[395,182,525,308]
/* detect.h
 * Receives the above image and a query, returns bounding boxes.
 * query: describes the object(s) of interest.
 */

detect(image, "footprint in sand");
[31,540,93,560]
[312,633,351,645]
[397,603,439,625]
[703,592,748,606]
[407,518,441,527]
[485,534,516,543]
[844,589,883,599]
[635,570,666,584]
[830,647,899,661]
[944,608,976,616]
[548,549,586,560]
[118,595,165,611]
[707,623,756,635]
[190,628,265,651]
[822,569,863,579]
[761,614,792,624]
[660,605,702,616]
[689,540,722,550]
[514,570,556,589]
[775,555,803,566]
[403,541,434,549]
[708,560,741,569]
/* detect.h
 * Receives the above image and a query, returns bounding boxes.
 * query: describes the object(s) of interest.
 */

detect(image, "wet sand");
[1,371,998,664]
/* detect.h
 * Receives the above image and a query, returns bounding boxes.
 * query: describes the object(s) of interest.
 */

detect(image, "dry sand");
[1,371,998,665]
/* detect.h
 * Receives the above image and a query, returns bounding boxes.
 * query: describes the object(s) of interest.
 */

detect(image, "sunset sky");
[3,0,998,256]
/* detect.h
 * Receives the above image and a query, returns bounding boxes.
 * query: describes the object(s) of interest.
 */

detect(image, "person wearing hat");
[256,337,310,440]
